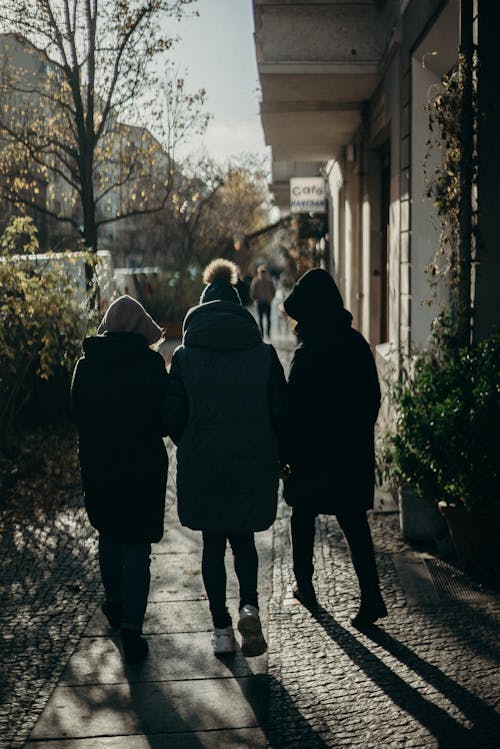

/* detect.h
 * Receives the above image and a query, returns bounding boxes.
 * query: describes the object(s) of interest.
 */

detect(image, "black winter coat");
[71,332,169,543]
[166,301,287,533]
[284,317,380,514]
[283,268,381,515]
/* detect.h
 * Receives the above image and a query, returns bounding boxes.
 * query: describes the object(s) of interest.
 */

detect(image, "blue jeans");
[98,534,151,632]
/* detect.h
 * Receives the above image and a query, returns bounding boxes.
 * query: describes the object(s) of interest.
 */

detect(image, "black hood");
[283,268,353,338]
[182,300,262,351]
[82,332,151,368]
[283,268,345,320]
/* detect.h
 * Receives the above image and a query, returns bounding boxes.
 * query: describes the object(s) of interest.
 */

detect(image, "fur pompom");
[202,258,238,285]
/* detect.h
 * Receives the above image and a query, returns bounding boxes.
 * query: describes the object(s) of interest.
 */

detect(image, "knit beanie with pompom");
[199,258,241,305]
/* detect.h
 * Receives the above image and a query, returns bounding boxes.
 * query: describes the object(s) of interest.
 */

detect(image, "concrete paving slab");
[148,553,209,601]
[392,553,440,607]
[24,726,267,748]
[60,632,268,685]
[84,598,213,636]
[157,519,201,555]
[149,551,267,601]
[142,599,268,634]
[30,676,268,740]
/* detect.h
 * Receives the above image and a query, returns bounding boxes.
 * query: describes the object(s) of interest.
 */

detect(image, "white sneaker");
[212,625,236,655]
[237,604,267,657]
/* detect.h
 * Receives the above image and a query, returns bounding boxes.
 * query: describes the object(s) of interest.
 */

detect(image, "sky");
[167,0,269,165]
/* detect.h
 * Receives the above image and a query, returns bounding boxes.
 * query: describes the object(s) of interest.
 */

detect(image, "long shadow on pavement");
[222,651,331,748]
[313,606,499,749]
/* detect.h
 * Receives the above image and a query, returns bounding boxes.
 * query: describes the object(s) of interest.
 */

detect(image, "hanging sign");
[290,177,326,213]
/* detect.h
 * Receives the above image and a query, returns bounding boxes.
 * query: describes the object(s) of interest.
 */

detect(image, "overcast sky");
[168,0,269,164]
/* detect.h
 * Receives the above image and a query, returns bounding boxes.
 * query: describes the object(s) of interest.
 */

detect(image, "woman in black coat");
[283,268,387,626]
[166,259,287,657]
[71,295,169,662]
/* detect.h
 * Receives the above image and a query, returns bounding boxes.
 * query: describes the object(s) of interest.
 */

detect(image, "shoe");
[292,582,318,612]
[350,595,388,628]
[101,600,121,629]
[237,605,267,657]
[212,625,236,655]
[121,629,149,664]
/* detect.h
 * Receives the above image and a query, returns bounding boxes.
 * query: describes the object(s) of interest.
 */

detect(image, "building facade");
[253,0,500,367]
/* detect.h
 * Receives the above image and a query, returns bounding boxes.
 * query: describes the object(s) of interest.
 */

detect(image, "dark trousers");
[290,506,381,597]
[98,534,151,632]
[202,531,259,628]
[257,301,271,337]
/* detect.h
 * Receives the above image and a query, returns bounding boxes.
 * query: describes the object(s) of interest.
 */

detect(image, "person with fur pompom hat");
[71,295,170,664]
[166,258,287,657]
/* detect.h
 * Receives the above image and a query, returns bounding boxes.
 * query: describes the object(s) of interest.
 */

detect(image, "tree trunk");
[80,146,98,253]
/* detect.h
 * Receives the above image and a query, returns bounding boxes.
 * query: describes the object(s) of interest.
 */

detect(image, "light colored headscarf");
[98,295,163,345]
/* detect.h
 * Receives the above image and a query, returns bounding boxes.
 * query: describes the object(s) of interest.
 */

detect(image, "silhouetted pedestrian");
[250,265,276,337]
[166,258,287,655]
[70,295,169,663]
[282,268,387,627]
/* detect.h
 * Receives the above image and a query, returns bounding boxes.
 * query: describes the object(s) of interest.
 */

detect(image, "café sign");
[290,177,326,213]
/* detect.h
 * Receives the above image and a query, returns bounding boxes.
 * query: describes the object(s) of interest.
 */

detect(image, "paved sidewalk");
[267,504,500,748]
[21,462,273,748]
[1,337,499,748]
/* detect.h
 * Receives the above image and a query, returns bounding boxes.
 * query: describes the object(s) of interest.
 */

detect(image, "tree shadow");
[312,605,500,748]
[0,491,101,747]
[125,658,207,749]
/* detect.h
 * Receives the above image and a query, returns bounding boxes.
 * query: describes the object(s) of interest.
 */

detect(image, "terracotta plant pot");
[438,500,500,574]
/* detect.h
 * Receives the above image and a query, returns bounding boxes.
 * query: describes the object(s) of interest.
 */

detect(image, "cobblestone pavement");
[0,491,100,749]
[266,502,500,748]
[5,487,498,749]
[1,342,499,748]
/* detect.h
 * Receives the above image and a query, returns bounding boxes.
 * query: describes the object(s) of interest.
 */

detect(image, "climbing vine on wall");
[424,52,478,337]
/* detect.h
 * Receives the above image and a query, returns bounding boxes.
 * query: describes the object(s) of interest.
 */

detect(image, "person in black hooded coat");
[70,295,169,662]
[283,268,387,627]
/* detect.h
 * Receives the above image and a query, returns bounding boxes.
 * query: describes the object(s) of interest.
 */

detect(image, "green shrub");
[0,218,87,444]
[386,323,500,511]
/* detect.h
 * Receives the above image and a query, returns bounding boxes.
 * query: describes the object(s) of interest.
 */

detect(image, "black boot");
[122,629,149,664]
[350,592,387,628]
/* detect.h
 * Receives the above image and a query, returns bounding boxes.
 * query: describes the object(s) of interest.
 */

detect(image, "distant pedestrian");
[282,268,387,627]
[70,295,170,663]
[235,267,252,307]
[250,265,276,337]
[166,258,287,656]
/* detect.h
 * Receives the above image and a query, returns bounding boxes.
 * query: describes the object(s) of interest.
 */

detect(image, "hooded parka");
[167,300,286,533]
[283,269,381,515]
[71,332,169,543]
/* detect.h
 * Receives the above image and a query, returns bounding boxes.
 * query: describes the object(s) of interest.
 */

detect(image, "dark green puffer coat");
[167,301,286,533]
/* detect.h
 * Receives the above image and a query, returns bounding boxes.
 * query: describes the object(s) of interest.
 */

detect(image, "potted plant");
[384,320,500,573]
[377,356,448,544]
